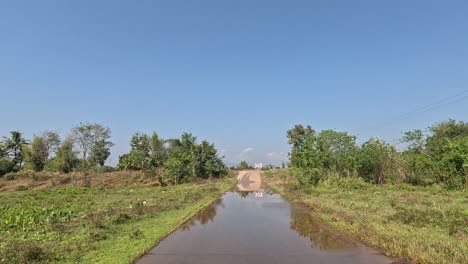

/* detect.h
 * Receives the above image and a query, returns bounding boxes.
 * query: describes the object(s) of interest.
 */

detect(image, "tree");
[0,143,8,158]
[55,138,79,173]
[287,124,315,148]
[358,138,400,184]
[401,129,425,153]
[117,151,151,170]
[166,133,197,181]
[41,131,61,159]
[2,131,28,166]
[130,132,151,155]
[197,140,226,178]
[150,131,167,166]
[287,125,315,167]
[89,139,111,166]
[25,136,48,171]
[150,132,160,156]
[238,161,251,170]
[165,156,184,184]
[117,132,153,170]
[71,122,113,161]
[287,125,360,185]
[427,119,468,158]
[165,133,226,183]
[315,130,358,175]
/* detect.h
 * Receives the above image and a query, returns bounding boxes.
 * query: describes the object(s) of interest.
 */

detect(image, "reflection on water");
[181,198,224,231]
[137,189,392,264]
[235,190,274,199]
[235,190,251,199]
[290,206,356,251]
[180,191,359,247]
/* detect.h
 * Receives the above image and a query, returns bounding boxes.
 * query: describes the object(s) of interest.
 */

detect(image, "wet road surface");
[136,172,393,264]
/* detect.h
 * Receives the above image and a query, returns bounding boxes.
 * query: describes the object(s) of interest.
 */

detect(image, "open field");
[0,172,235,263]
[263,170,468,264]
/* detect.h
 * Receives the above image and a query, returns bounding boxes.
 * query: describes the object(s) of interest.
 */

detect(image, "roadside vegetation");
[0,178,234,263]
[1,122,228,183]
[287,119,467,188]
[0,123,232,263]
[265,119,467,264]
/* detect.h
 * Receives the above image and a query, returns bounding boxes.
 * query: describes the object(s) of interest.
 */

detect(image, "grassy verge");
[0,177,234,263]
[263,170,468,264]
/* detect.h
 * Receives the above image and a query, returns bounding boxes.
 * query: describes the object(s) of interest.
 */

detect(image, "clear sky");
[1,0,467,166]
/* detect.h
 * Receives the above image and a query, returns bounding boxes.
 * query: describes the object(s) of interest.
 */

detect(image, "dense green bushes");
[287,119,467,188]
[117,132,227,183]
[0,158,16,176]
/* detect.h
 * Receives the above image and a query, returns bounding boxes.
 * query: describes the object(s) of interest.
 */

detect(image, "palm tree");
[2,131,28,166]
[0,144,7,158]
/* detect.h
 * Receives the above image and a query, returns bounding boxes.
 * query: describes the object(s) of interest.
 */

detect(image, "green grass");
[0,178,234,263]
[264,170,468,264]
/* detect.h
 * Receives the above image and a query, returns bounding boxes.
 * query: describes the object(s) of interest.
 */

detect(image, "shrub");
[0,158,16,177]
[321,175,368,190]
[15,185,28,191]
[113,213,131,224]
[290,167,322,186]
[402,152,437,186]
[358,138,401,184]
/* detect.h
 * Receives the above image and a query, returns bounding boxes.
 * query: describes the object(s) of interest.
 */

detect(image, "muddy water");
[136,189,393,264]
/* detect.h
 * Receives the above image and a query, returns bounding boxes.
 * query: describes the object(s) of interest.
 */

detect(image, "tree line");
[287,119,467,189]
[0,123,227,183]
[116,131,227,183]
[0,123,112,175]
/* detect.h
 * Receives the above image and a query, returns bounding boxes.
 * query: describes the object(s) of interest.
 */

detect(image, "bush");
[15,185,28,191]
[0,158,16,177]
[1,242,48,263]
[286,120,467,189]
[358,138,401,184]
[320,175,368,190]
[290,167,322,186]
[117,151,152,171]
[113,213,131,224]
[438,139,467,188]
[403,153,438,186]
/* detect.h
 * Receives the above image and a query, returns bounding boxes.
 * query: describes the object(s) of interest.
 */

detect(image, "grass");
[0,176,234,263]
[263,170,468,264]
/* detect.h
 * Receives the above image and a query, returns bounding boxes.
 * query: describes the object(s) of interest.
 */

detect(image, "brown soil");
[0,170,163,192]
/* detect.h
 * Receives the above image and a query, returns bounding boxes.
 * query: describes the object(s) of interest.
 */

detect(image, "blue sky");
[1,0,467,166]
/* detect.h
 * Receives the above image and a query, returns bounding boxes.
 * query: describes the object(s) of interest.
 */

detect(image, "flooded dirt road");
[136,171,393,264]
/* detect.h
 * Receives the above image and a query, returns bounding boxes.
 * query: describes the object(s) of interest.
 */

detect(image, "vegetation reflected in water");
[181,198,224,231]
[181,190,357,252]
[236,191,251,198]
[290,206,357,251]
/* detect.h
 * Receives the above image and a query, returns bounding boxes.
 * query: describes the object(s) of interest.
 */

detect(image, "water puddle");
[136,189,393,263]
